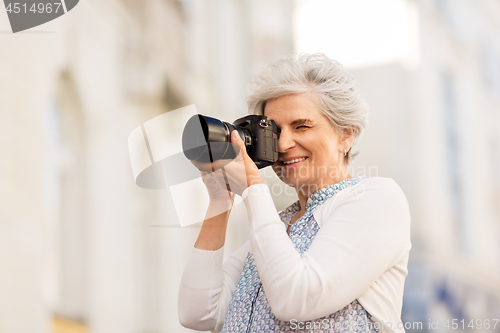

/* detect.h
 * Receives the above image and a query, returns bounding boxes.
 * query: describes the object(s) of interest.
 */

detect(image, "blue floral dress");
[221,175,379,333]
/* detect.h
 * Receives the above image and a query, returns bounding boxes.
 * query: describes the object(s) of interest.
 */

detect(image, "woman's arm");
[241,177,411,322]
[194,199,233,251]
[178,237,251,332]
[178,196,245,332]
[178,131,260,331]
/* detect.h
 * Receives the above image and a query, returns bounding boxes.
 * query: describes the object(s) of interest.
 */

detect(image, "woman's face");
[264,93,349,194]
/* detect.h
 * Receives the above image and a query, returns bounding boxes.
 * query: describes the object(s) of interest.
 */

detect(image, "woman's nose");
[278,130,296,153]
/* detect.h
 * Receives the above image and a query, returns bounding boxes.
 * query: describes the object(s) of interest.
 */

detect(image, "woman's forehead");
[264,95,322,124]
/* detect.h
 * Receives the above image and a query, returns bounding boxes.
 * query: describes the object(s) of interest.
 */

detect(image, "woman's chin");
[279,178,308,190]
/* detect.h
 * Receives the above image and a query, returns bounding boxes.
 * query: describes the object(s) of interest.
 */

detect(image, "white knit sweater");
[178,177,412,333]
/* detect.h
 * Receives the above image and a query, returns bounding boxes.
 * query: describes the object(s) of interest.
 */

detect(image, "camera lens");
[182,114,237,163]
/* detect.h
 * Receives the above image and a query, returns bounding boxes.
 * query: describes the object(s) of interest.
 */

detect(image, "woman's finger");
[231,130,249,159]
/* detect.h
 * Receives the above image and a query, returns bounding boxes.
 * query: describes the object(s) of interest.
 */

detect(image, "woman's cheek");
[272,165,283,177]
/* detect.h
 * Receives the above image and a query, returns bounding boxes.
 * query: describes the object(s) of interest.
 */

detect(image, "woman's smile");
[280,156,309,167]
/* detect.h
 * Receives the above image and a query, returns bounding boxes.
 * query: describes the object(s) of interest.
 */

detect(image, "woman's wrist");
[209,197,233,208]
[247,176,265,187]
[241,182,270,202]
[207,196,234,217]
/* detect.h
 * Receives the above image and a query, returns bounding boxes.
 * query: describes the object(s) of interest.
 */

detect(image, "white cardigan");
[178,177,412,333]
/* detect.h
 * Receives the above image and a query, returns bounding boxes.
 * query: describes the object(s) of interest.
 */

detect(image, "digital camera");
[182,114,279,169]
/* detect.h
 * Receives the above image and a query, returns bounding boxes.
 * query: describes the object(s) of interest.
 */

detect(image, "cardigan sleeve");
[241,178,411,322]
[178,240,251,332]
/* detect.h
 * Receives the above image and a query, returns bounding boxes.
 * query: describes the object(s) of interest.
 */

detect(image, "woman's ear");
[340,126,356,148]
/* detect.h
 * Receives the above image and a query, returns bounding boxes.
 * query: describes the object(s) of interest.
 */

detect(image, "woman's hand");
[199,169,234,202]
[229,130,265,190]
[190,159,232,202]
[191,130,264,197]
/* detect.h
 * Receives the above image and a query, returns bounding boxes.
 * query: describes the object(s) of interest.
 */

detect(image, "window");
[42,72,88,324]
[440,70,469,252]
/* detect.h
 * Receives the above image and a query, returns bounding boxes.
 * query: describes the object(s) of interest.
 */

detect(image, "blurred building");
[0,0,293,333]
[325,0,500,331]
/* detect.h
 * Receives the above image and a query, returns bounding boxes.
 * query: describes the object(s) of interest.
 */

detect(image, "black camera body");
[182,114,279,169]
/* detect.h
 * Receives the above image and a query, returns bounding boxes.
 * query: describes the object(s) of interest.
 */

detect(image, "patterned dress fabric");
[221,175,379,333]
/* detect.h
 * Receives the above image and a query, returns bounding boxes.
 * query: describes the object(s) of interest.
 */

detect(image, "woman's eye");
[296,125,309,129]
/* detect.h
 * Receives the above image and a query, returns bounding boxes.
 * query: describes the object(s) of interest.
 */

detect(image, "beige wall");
[0,0,293,332]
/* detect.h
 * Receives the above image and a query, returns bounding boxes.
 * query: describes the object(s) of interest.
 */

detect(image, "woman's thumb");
[231,130,244,148]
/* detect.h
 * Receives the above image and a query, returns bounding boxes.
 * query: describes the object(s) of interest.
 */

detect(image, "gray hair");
[246,53,369,165]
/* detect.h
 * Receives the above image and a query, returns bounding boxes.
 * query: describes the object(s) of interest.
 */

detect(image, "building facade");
[0,0,293,332]
[346,0,500,331]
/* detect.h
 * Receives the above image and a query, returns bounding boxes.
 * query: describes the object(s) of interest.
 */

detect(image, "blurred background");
[1,0,500,332]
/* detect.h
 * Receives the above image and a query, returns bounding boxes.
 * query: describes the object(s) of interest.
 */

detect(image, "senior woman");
[178,53,411,333]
